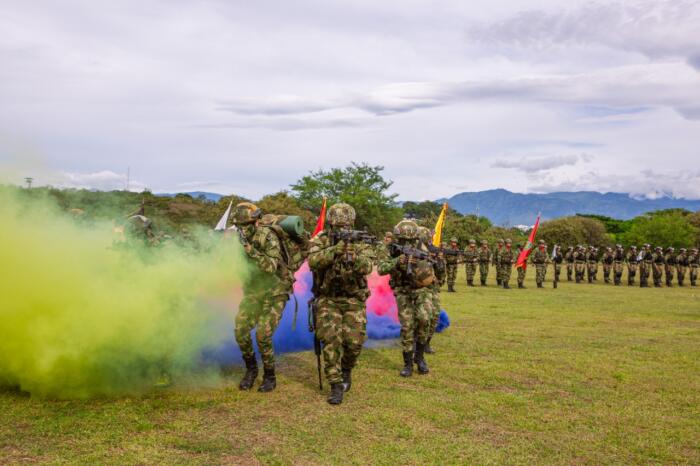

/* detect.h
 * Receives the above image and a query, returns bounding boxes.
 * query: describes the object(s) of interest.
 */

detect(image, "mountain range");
[440,189,700,226]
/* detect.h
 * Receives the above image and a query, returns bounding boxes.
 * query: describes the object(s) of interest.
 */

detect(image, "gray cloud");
[492,154,589,173]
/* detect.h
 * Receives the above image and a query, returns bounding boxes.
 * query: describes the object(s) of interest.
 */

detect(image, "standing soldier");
[445,237,460,292]
[613,244,625,286]
[307,203,373,405]
[531,240,548,288]
[688,248,699,286]
[417,227,445,355]
[493,239,504,286]
[626,246,639,286]
[478,240,491,286]
[552,244,564,288]
[464,239,479,287]
[565,246,575,281]
[664,247,676,287]
[585,246,597,283]
[602,247,614,284]
[233,202,296,393]
[378,220,433,377]
[574,245,586,283]
[639,244,653,287]
[499,239,515,289]
[652,247,664,287]
[516,243,527,289]
[676,248,688,286]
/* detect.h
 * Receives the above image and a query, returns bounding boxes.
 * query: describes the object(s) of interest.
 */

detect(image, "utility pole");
[125,167,130,192]
[475,202,480,223]
[24,177,33,189]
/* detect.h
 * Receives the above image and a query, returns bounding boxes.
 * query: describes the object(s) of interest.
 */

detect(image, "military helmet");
[481,239,488,245]
[232,202,262,225]
[385,231,394,238]
[505,238,512,245]
[450,237,458,243]
[616,244,622,248]
[468,238,476,245]
[393,219,419,239]
[679,248,687,252]
[417,226,432,244]
[630,245,637,249]
[655,246,662,251]
[538,239,545,245]
[327,203,356,227]
[497,239,504,244]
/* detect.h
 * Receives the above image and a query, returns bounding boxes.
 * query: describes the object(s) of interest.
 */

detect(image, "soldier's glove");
[334,240,346,256]
[399,254,407,265]
[243,243,253,255]
[345,242,356,262]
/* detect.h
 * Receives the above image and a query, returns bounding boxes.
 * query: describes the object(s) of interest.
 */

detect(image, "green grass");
[2,269,700,465]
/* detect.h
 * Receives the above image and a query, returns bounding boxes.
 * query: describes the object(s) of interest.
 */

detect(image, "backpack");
[259,214,309,275]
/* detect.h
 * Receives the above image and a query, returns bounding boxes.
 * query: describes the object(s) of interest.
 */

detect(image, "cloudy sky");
[1,0,699,200]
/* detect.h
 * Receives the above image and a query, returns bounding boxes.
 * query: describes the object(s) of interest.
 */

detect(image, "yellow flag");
[432,202,448,247]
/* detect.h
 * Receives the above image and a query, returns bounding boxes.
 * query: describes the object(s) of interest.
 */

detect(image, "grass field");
[2,268,700,465]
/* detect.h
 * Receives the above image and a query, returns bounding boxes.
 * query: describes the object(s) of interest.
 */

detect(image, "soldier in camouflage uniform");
[574,245,586,284]
[499,239,515,289]
[552,244,564,287]
[308,203,373,405]
[445,237,460,292]
[688,248,699,286]
[652,246,664,287]
[639,244,653,287]
[565,246,575,281]
[417,227,445,355]
[676,248,688,286]
[602,247,614,284]
[613,244,625,286]
[464,239,479,286]
[626,246,639,286]
[378,220,434,377]
[478,240,491,286]
[516,244,527,288]
[531,239,548,288]
[586,246,597,283]
[494,239,504,286]
[233,202,295,393]
[663,247,676,287]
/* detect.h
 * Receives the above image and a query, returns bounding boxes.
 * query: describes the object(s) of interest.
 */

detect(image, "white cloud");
[492,154,588,173]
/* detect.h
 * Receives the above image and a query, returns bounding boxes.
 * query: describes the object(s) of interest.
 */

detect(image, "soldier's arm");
[307,235,335,270]
[378,254,399,275]
[248,229,281,274]
[353,245,374,275]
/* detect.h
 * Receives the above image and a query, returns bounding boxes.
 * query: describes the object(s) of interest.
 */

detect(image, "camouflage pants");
[639,263,649,286]
[664,265,674,286]
[396,288,432,352]
[603,264,612,282]
[535,264,546,285]
[627,263,638,285]
[479,263,489,284]
[235,291,289,370]
[587,263,597,282]
[652,265,663,286]
[553,263,562,283]
[613,262,624,284]
[446,264,457,287]
[690,266,698,285]
[499,263,512,284]
[465,263,477,283]
[428,287,441,338]
[517,266,526,285]
[575,262,586,282]
[316,296,367,385]
[677,266,687,285]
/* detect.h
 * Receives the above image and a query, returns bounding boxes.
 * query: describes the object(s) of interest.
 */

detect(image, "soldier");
[307,203,373,405]
[531,240,548,288]
[233,202,296,393]
[652,246,664,288]
[417,226,445,356]
[499,239,515,289]
[464,239,479,287]
[626,246,639,286]
[688,248,699,286]
[574,245,586,283]
[639,244,653,287]
[586,246,597,283]
[378,220,434,377]
[515,243,527,289]
[493,239,504,286]
[602,247,614,284]
[445,237,460,292]
[676,248,688,286]
[664,247,676,287]
[613,244,625,286]
[478,240,491,286]
[552,244,564,288]
[565,246,575,281]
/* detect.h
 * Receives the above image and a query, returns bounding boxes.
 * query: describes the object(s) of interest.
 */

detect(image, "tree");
[621,211,698,248]
[290,163,403,235]
[256,191,316,228]
[403,201,461,220]
[538,216,610,247]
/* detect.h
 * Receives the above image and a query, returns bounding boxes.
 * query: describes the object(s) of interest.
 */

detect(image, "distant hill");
[157,191,223,202]
[441,189,700,226]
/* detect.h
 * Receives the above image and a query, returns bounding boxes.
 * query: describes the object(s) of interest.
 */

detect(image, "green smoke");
[0,188,247,398]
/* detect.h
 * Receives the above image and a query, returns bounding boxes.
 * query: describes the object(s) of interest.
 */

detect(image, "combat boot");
[518,282,524,289]
[503,281,510,289]
[327,383,344,405]
[400,351,413,377]
[341,369,352,393]
[257,367,276,392]
[424,337,435,354]
[414,343,429,374]
[467,280,474,287]
[238,355,258,391]
[553,280,557,289]
[448,284,455,293]
[537,282,543,288]
[496,279,502,286]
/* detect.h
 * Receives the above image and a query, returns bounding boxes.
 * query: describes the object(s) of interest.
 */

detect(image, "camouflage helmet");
[393,219,419,239]
[327,203,356,227]
[505,238,512,245]
[538,239,545,245]
[655,246,662,251]
[567,246,573,250]
[630,245,637,250]
[417,226,432,244]
[450,237,458,243]
[232,202,262,225]
[497,238,505,244]
[679,248,687,252]
[481,239,488,246]
[468,238,476,245]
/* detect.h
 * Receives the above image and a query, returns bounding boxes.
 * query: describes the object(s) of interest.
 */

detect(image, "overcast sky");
[1,0,699,200]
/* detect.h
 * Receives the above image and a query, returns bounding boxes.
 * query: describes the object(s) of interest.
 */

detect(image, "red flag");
[311,197,327,238]
[516,214,541,269]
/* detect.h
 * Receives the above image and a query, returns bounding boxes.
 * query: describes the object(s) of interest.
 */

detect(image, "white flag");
[214,201,232,231]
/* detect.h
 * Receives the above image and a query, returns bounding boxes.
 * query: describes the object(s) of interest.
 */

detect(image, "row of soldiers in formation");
[441,239,700,290]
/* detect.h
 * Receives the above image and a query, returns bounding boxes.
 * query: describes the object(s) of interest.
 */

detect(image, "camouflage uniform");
[552,245,564,286]
[626,247,639,286]
[565,246,574,281]
[499,240,514,289]
[676,248,688,286]
[586,247,598,283]
[652,247,664,287]
[464,240,478,286]
[378,220,434,376]
[516,246,527,288]
[493,240,504,285]
[308,203,372,404]
[234,202,295,393]
[445,238,459,292]
[574,246,586,283]
[663,248,676,287]
[639,245,653,287]
[602,247,614,284]
[531,241,548,288]
[688,248,699,286]
[478,241,491,286]
[418,228,445,355]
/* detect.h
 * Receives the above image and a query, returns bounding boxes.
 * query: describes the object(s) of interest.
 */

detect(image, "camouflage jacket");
[241,225,293,295]
[613,250,625,262]
[603,252,614,265]
[493,246,503,266]
[378,241,434,291]
[499,248,514,265]
[565,250,574,263]
[676,253,688,266]
[478,246,491,264]
[445,245,461,265]
[626,251,639,264]
[463,247,479,264]
[531,248,548,265]
[688,252,699,267]
[664,253,676,266]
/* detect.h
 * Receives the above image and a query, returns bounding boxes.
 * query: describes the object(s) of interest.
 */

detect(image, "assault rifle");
[307,298,323,391]
[329,229,377,263]
[389,243,436,276]
[426,244,467,263]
